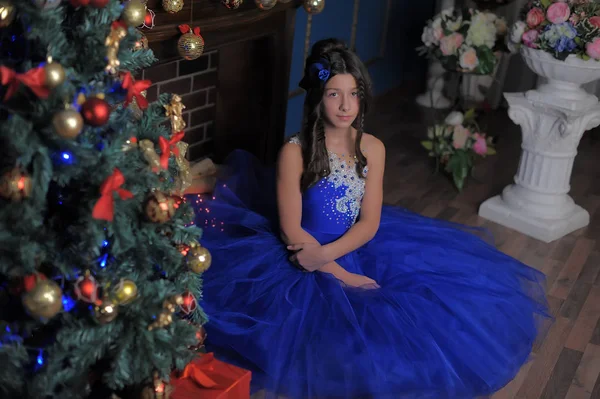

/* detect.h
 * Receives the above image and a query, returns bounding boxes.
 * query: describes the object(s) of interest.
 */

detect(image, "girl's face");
[322,73,359,129]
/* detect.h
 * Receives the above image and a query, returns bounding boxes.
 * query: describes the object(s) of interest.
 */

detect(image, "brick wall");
[142,51,218,161]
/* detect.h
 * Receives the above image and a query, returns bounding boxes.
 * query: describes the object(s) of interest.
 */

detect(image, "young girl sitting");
[188,38,551,399]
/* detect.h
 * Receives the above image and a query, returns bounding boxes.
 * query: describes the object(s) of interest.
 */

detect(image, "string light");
[62,295,76,312]
[99,253,108,268]
[36,351,44,365]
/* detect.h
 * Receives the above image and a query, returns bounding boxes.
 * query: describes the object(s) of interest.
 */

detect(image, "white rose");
[509,21,526,44]
[445,111,464,126]
[466,13,497,48]
[421,26,436,47]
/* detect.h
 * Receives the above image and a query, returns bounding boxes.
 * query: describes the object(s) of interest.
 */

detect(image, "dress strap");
[288,134,301,146]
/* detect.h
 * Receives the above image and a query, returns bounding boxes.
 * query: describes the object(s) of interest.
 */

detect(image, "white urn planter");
[478,47,600,242]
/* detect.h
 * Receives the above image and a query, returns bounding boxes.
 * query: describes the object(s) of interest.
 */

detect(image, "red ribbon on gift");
[121,72,152,109]
[158,131,185,169]
[180,352,221,388]
[0,66,50,101]
[92,168,134,221]
[179,24,201,36]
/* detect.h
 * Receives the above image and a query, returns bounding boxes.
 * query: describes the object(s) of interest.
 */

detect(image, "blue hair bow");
[299,58,331,90]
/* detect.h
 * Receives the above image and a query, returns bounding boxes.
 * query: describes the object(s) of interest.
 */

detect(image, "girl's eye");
[329,92,338,97]
[352,92,358,97]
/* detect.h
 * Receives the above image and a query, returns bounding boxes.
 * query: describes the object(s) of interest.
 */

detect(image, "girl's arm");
[277,142,350,280]
[321,137,385,260]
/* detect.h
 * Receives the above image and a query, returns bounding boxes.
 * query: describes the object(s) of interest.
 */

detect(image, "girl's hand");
[287,242,330,271]
[340,273,380,289]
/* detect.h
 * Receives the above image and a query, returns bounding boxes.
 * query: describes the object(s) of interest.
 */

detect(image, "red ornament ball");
[144,10,155,27]
[81,97,111,127]
[90,0,110,7]
[180,291,197,315]
[74,273,99,303]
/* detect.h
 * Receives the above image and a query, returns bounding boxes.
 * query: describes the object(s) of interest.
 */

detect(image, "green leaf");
[475,46,497,75]
[541,0,551,8]
[486,147,497,155]
[463,108,476,123]
[421,140,433,150]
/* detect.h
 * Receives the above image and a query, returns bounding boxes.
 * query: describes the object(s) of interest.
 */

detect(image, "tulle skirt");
[187,150,552,399]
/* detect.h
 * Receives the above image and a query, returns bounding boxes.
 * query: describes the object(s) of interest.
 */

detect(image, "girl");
[189,38,551,399]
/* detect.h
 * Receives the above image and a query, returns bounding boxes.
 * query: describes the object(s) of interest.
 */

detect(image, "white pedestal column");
[416,61,452,109]
[415,0,455,109]
[478,91,600,242]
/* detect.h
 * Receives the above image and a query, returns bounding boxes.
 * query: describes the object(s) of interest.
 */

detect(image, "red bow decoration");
[121,72,152,110]
[111,20,128,31]
[0,66,50,101]
[158,131,185,169]
[179,24,201,36]
[180,353,218,388]
[92,168,134,221]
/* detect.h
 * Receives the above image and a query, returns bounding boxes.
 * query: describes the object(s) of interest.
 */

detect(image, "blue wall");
[284,0,436,136]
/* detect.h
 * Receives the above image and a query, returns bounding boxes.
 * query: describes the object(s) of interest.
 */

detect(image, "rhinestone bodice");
[288,135,367,235]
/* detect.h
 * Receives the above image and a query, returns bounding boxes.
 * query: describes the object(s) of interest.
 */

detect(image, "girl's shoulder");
[360,133,384,158]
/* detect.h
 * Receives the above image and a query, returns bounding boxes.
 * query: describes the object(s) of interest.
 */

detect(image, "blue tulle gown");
[187,136,551,399]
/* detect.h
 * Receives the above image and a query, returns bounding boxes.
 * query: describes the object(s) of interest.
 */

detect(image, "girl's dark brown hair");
[297,38,372,191]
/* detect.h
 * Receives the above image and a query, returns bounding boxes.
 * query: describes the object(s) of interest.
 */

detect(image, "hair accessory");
[299,57,331,90]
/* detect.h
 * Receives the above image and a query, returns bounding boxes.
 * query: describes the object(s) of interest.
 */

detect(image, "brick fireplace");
[143,0,301,164]
[142,52,218,161]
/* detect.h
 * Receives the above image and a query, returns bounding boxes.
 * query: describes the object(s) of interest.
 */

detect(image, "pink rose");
[459,47,479,71]
[452,125,471,149]
[569,13,579,24]
[589,16,600,28]
[547,2,571,24]
[586,37,600,59]
[526,8,545,27]
[473,133,487,155]
[440,33,464,56]
[522,30,540,48]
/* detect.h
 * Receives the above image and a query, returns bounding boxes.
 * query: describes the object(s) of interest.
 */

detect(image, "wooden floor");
[252,87,600,398]
[369,87,600,399]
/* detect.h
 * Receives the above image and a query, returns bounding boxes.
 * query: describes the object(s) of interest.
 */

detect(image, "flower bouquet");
[421,109,496,191]
[417,8,508,75]
[508,0,600,61]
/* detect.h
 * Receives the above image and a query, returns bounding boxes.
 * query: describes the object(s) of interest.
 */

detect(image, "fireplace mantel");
[144,0,302,63]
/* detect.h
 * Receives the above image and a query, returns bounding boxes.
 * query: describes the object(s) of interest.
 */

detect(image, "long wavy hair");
[297,38,373,191]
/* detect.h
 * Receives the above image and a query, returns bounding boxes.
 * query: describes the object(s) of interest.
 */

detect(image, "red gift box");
[171,353,251,399]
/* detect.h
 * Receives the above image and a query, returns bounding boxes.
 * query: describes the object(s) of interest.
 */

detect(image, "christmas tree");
[0,1,210,398]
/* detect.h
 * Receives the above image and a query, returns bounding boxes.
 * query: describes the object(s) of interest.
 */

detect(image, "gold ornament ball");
[53,108,84,139]
[222,0,243,9]
[0,1,15,28]
[145,192,176,223]
[123,0,146,27]
[177,32,204,61]
[303,0,324,14]
[162,0,183,13]
[0,168,32,202]
[255,0,277,10]
[187,245,212,274]
[44,61,66,89]
[114,279,138,305]
[94,298,119,324]
[22,279,63,321]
